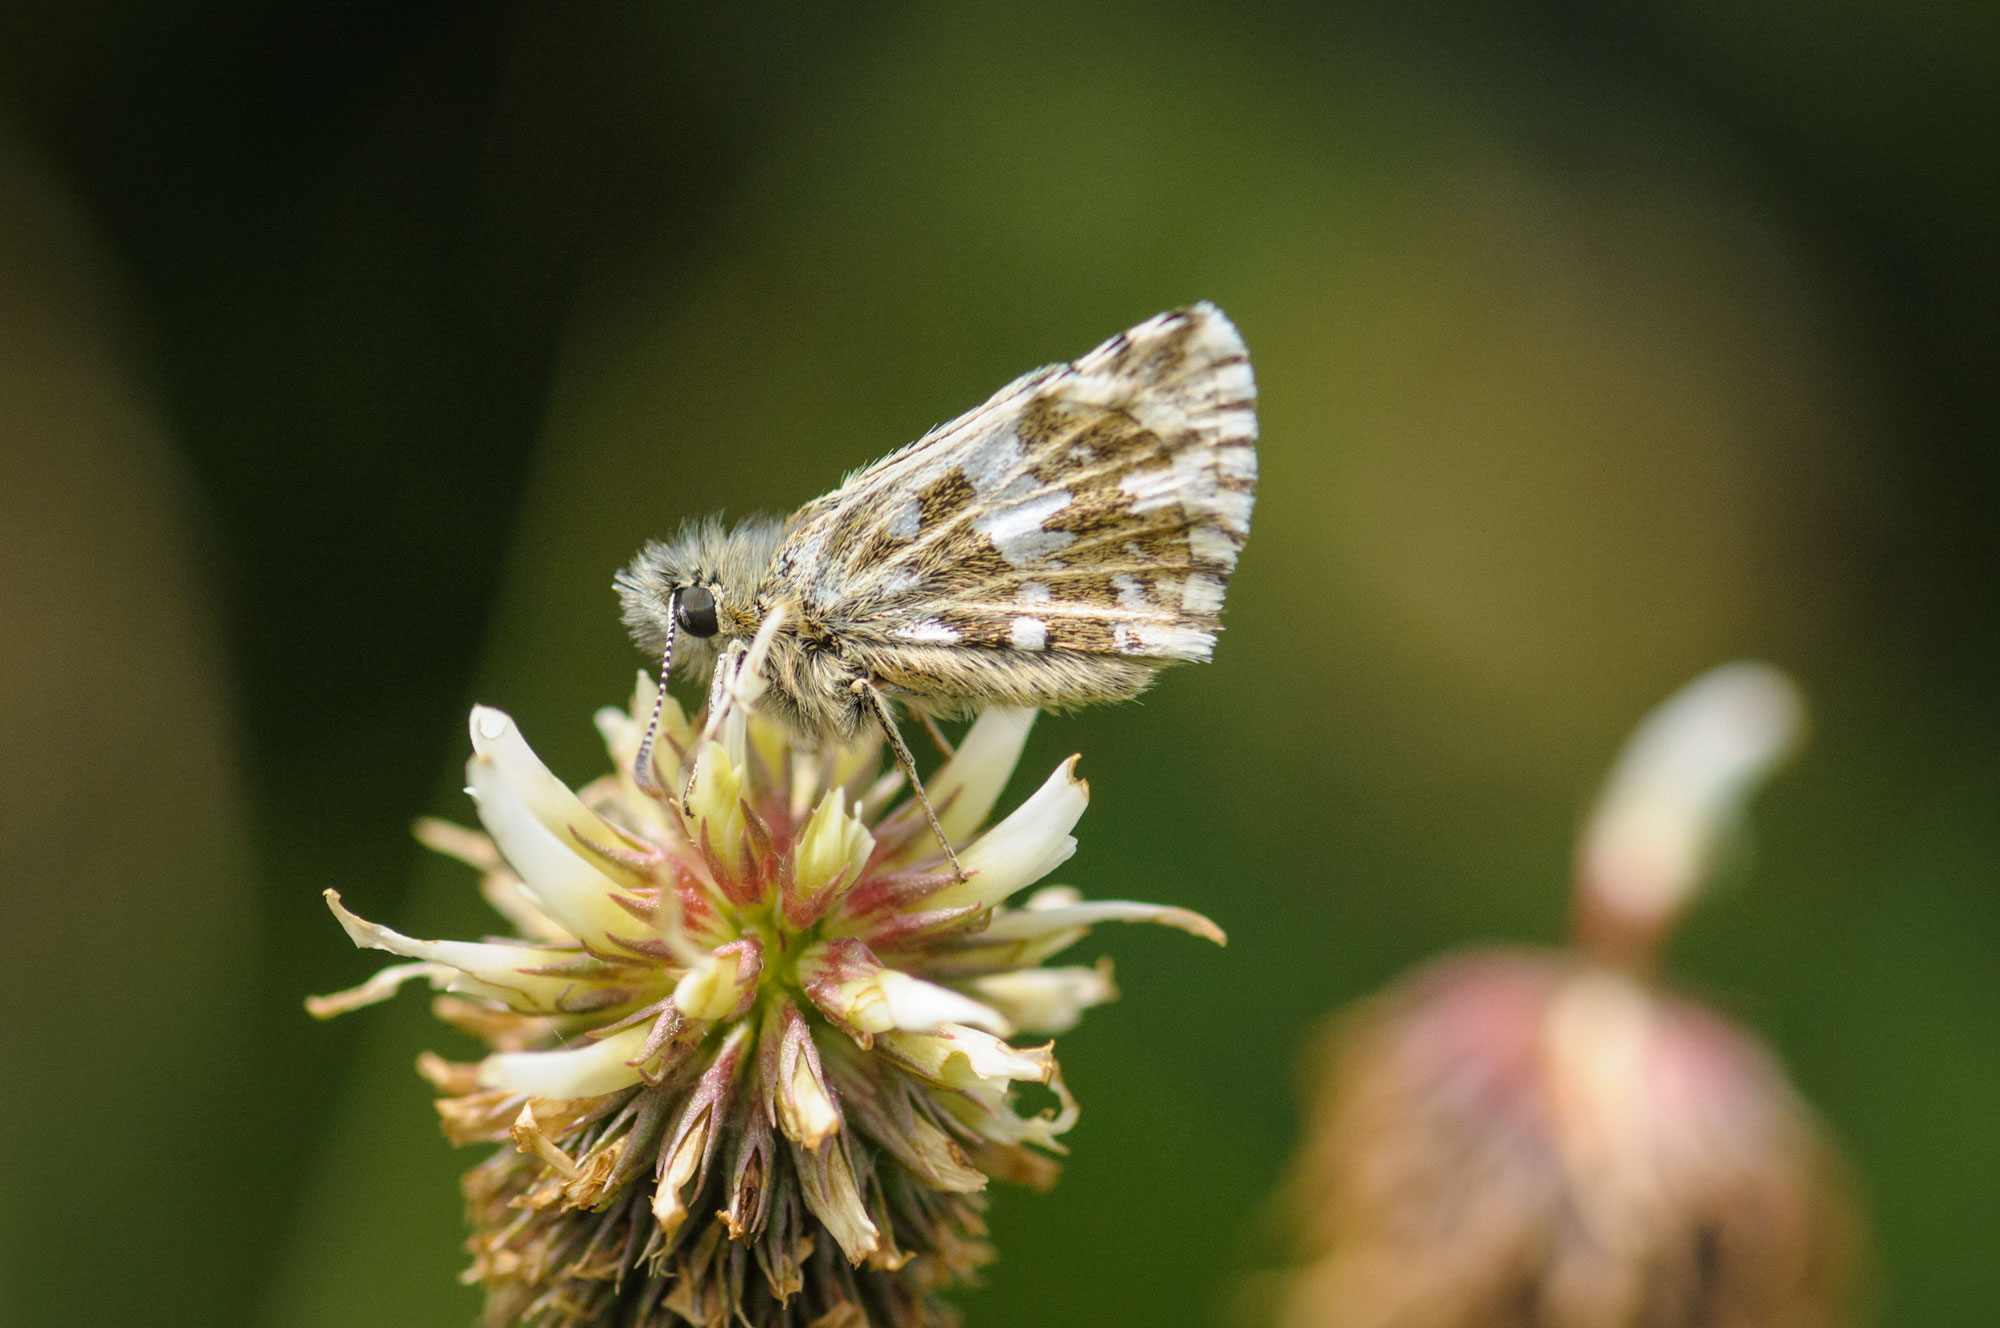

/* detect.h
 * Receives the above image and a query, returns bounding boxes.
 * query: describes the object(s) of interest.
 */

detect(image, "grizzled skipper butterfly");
[616,303,1258,874]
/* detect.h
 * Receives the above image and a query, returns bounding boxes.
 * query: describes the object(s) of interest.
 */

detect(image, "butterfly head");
[616,514,786,682]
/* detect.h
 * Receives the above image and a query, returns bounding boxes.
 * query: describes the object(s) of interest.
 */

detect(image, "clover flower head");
[312,674,1222,1327]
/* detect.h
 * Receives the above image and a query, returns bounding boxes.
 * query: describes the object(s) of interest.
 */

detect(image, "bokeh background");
[1,3,1995,1325]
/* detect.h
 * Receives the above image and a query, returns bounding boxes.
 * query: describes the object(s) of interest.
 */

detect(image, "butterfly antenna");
[632,592,679,799]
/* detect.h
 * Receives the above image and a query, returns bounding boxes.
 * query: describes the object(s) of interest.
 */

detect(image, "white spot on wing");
[885,498,921,541]
[975,490,1076,567]
[895,620,961,644]
[992,472,1039,504]
[1112,573,1149,608]
[1018,581,1053,605]
[960,427,1025,496]
[1009,616,1047,650]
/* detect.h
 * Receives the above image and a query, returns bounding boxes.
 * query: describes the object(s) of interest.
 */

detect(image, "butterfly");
[616,302,1258,871]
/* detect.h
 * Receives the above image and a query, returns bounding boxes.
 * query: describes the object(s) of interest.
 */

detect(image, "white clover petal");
[683,739,749,873]
[794,1140,881,1264]
[778,1052,841,1152]
[970,961,1117,1035]
[411,818,575,945]
[411,816,501,872]
[478,1024,652,1098]
[885,708,1037,866]
[1580,661,1805,932]
[466,768,641,952]
[787,738,890,826]
[476,872,576,946]
[794,787,875,903]
[715,670,753,772]
[877,973,1013,1036]
[651,1109,711,1239]
[468,706,645,889]
[894,1115,990,1193]
[935,1025,1054,1084]
[807,949,1007,1036]
[673,948,755,1021]
[931,706,1038,844]
[883,1026,1053,1090]
[931,756,1086,911]
[304,960,455,1020]
[842,971,1012,1037]
[981,898,1226,945]
[322,890,586,1011]
[940,1075,1078,1150]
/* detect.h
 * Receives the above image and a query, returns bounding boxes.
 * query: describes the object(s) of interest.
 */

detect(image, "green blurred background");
[1,3,1995,1325]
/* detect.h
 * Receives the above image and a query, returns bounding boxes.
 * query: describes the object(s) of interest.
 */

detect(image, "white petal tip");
[469,704,514,747]
[321,889,380,951]
[1117,902,1226,945]
[1185,914,1227,946]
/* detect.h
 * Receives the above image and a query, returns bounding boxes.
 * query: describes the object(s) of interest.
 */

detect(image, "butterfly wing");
[771,303,1257,709]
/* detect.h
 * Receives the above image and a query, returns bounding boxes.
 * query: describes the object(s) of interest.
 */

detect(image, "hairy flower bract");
[311,675,1222,1327]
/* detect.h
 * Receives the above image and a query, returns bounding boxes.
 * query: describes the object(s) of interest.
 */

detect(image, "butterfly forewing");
[771,303,1256,703]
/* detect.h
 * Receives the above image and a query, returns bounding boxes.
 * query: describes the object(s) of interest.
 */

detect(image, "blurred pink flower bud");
[1276,664,1864,1328]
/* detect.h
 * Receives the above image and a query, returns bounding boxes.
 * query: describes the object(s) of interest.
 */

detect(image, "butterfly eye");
[675,585,719,638]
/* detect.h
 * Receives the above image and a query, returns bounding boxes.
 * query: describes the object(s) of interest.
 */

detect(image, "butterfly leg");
[681,603,794,805]
[681,645,743,807]
[856,679,967,882]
